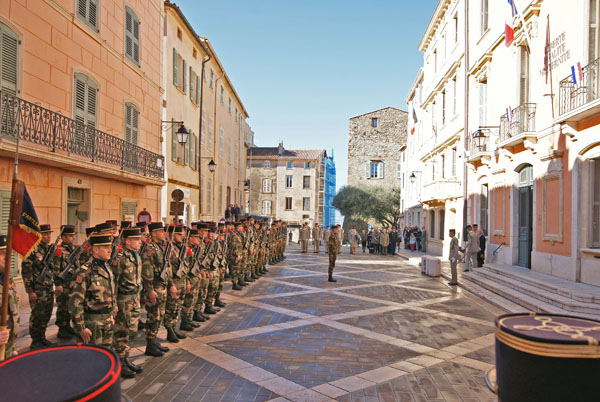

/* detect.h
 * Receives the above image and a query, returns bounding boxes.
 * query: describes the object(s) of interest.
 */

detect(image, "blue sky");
[181,0,439,187]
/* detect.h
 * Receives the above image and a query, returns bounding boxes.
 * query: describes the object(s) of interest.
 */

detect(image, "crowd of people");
[1,216,288,379]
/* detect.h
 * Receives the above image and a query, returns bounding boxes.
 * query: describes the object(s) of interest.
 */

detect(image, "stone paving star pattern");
[123,246,501,402]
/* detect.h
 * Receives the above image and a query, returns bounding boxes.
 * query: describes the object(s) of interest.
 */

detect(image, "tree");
[333,185,401,228]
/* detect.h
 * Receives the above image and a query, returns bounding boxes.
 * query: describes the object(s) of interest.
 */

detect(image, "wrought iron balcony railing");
[558,57,600,116]
[498,103,536,144]
[0,91,164,179]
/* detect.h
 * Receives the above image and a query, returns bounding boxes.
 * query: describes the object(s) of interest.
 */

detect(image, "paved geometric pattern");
[11,245,504,401]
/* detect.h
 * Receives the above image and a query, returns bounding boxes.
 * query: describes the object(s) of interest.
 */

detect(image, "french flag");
[506,107,513,122]
[505,0,518,47]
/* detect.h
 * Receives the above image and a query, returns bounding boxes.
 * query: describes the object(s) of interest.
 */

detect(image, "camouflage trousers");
[28,288,54,342]
[164,278,186,328]
[145,286,166,342]
[3,308,18,360]
[112,294,141,358]
[205,272,220,305]
[77,313,114,348]
[55,285,72,329]
[183,276,201,322]
[245,252,253,274]
[194,274,210,313]
[218,267,225,293]
[328,253,336,275]
[230,261,243,285]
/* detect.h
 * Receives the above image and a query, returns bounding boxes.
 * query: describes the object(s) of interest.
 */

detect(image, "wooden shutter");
[89,0,98,29]
[196,75,200,105]
[121,201,137,220]
[173,48,178,86]
[171,122,177,161]
[189,68,194,100]
[184,130,190,166]
[194,134,198,170]
[366,162,370,179]
[183,59,187,94]
[380,162,384,179]
[0,23,19,96]
[74,73,97,128]
[0,191,17,278]
[123,7,139,63]
[125,103,138,144]
[77,0,87,20]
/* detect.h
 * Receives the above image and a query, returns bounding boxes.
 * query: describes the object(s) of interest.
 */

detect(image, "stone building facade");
[348,107,408,190]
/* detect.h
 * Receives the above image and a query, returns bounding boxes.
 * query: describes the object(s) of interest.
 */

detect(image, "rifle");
[175,231,191,278]
[108,227,125,264]
[159,235,174,282]
[190,241,206,276]
[57,239,89,280]
[34,232,62,286]
[139,239,148,256]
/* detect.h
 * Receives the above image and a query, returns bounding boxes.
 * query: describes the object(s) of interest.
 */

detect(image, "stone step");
[463,272,600,321]
[483,263,600,304]
[473,268,600,317]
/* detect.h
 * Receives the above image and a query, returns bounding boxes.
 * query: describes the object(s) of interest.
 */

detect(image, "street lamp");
[161,120,190,145]
[410,172,416,184]
[199,156,217,172]
[473,129,486,152]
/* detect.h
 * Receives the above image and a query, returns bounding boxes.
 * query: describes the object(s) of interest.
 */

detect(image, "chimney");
[278,141,285,156]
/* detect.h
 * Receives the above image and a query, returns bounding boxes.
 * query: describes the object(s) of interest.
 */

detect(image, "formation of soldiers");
[5,216,288,378]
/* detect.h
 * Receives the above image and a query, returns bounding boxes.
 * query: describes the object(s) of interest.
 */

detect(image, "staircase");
[462,263,600,321]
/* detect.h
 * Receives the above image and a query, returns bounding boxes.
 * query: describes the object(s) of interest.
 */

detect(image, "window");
[439,210,445,240]
[366,161,384,179]
[220,85,224,103]
[452,77,457,116]
[172,48,186,92]
[201,111,206,145]
[0,23,19,96]
[219,128,224,157]
[303,161,310,169]
[208,117,213,149]
[124,103,138,145]
[452,148,457,176]
[264,160,270,168]
[285,175,293,188]
[453,14,458,43]
[125,7,140,64]
[73,73,98,128]
[262,179,272,193]
[77,0,99,30]
[303,197,310,211]
[479,81,488,126]
[235,108,238,122]
[481,0,489,35]
[441,155,445,179]
[396,162,402,179]
[303,176,311,189]
[285,197,292,210]
[481,184,489,235]
[209,69,214,89]
[286,161,293,169]
[371,118,378,128]
[228,97,231,114]
[430,210,436,238]
[176,27,182,40]
[442,90,446,124]
[262,200,271,215]
[192,48,197,58]
[520,46,530,104]
[593,158,600,247]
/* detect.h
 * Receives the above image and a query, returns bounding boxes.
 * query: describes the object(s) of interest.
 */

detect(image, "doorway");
[517,165,533,268]
[67,186,90,244]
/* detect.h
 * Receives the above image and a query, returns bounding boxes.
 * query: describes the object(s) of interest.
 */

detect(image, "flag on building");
[505,0,518,47]
[571,62,583,84]
[12,184,41,258]
[409,101,419,135]
[506,107,513,122]
[544,15,551,84]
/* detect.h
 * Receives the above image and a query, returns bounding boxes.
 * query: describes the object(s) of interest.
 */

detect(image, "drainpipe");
[197,38,211,220]
[462,0,470,242]
[213,72,224,220]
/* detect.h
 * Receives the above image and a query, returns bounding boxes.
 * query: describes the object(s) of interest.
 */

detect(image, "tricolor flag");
[12,184,41,258]
[505,0,518,47]
[409,102,419,135]
[506,107,513,122]
[468,131,473,143]
[571,62,583,84]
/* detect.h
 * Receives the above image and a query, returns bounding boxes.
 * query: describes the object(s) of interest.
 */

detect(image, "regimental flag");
[544,15,551,84]
[12,184,41,258]
[505,0,518,47]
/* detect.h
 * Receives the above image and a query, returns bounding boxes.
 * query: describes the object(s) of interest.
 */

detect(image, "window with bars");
[124,7,140,65]
[77,0,99,31]
[262,179,272,193]
[0,23,19,96]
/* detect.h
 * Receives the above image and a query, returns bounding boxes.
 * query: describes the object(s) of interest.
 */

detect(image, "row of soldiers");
[5,216,288,378]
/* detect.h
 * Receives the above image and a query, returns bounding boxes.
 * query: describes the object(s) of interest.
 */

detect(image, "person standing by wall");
[477,229,486,267]
[420,226,427,252]
[380,228,390,256]
[327,226,340,282]
[348,226,358,254]
[448,229,459,286]
[312,223,322,253]
[464,225,479,272]
[299,223,309,253]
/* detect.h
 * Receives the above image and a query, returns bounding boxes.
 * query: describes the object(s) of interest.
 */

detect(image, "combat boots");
[120,358,136,378]
[145,342,164,357]
[166,327,180,343]
[180,321,194,331]
[193,311,206,322]
[252,271,260,279]
[155,341,169,352]
[124,356,143,373]
[263,266,269,272]
[214,294,226,307]
[328,274,337,283]
[173,328,187,339]
[245,272,254,283]
[239,276,247,286]
[232,282,242,291]
[57,327,73,339]
[204,303,219,314]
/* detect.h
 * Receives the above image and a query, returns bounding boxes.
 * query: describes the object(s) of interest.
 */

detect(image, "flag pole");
[0,94,24,361]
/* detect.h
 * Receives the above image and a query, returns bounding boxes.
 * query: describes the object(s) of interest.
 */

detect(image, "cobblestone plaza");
[118,246,499,402]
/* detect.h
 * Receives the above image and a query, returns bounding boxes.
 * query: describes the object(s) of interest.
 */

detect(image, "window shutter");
[86,79,97,128]
[189,68,194,100]
[172,48,178,86]
[74,73,96,128]
[171,122,177,162]
[89,0,98,29]
[125,9,133,60]
[183,59,187,94]
[74,75,86,125]
[0,191,17,277]
[196,75,200,105]
[77,0,87,20]
[132,14,139,63]
[125,104,132,143]
[184,131,190,166]
[194,134,198,170]
[124,103,138,144]
[380,162,384,179]
[1,24,19,96]
[201,111,206,144]
[121,201,137,219]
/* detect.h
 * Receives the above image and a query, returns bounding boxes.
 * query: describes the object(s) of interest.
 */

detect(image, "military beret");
[121,227,141,238]
[0,235,6,250]
[61,225,76,235]
[39,224,52,233]
[120,221,132,229]
[85,227,96,236]
[148,222,164,232]
[95,222,113,233]
[89,234,112,246]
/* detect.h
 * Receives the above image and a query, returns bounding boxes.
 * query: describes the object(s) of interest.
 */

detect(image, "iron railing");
[558,57,600,116]
[0,91,164,179]
[498,103,536,143]
[469,128,492,155]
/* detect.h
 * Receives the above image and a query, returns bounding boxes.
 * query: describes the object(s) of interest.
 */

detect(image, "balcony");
[558,57,600,123]
[0,91,164,184]
[421,179,462,205]
[498,103,536,149]
[467,128,495,164]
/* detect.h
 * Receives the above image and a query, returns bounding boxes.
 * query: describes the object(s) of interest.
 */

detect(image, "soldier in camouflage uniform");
[112,227,144,379]
[229,221,245,291]
[0,235,19,360]
[213,224,227,308]
[53,225,78,339]
[194,224,212,321]
[203,226,220,314]
[327,225,340,282]
[163,225,188,342]
[181,228,202,330]
[21,224,56,349]
[141,222,176,357]
[135,221,149,330]
[69,234,117,347]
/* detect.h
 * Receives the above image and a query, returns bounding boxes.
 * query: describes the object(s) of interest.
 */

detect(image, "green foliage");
[333,185,401,228]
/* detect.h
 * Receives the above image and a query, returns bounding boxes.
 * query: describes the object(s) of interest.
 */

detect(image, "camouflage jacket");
[114,247,142,297]
[53,242,75,287]
[0,279,19,339]
[327,233,339,254]
[228,232,244,266]
[69,258,116,333]
[21,242,54,292]
[141,241,173,291]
